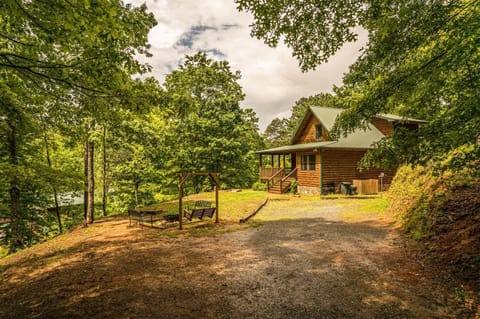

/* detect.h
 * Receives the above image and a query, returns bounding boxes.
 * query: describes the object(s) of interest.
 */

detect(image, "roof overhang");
[375,114,427,124]
[255,140,374,154]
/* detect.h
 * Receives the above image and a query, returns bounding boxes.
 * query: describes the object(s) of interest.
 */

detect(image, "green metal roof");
[256,125,384,154]
[257,106,425,154]
[309,106,343,131]
[376,113,427,123]
[309,106,426,128]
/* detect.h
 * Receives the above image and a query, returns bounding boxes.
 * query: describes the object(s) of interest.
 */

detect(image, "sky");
[128,0,367,131]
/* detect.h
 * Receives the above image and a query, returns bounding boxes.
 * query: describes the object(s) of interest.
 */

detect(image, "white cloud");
[127,0,366,131]
[149,24,183,48]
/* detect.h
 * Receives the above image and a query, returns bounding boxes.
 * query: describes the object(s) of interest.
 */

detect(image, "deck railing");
[281,167,297,181]
[280,168,297,193]
[260,167,283,179]
[267,168,285,192]
[260,167,294,179]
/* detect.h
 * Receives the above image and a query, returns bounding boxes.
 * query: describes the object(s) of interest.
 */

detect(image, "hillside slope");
[388,165,480,310]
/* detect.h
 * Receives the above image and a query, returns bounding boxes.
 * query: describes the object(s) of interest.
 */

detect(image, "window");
[301,154,316,171]
[315,124,323,140]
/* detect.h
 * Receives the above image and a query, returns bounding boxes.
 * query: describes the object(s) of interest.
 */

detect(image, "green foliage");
[238,0,480,171]
[387,145,479,240]
[1,0,156,93]
[164,52,263,189]
[433,144,480,175]
[454,286,472,302]
[235,0,363,71]
[263,118,289,148]
[289,180,298,194]
[1,1,271,254]
[106,107,168,212]
[0,0,157,252]
[252,181,267,191]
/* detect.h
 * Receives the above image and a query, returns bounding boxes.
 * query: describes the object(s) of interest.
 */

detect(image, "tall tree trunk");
[7,123,24,253]
[87,137,95,224]
[133,174,139,207]
[83,141,88,224]
[42,121,62,233]
[102,127,107,217]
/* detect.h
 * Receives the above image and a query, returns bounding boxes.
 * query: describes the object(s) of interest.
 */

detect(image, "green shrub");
[387,144,479,240]
[251,181,266,191]
[290,180,298,194]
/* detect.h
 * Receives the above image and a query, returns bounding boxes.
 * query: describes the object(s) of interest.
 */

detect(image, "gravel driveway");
[0,198,466,318]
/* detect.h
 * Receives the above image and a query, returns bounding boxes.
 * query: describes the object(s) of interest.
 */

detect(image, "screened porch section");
[258,153,296,178]
[258,153,297,194]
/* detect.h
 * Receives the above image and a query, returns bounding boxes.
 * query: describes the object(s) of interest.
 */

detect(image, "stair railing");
[280,168,297,193]
[267,168,285,192]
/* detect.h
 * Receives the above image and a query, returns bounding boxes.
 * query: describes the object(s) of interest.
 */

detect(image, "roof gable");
[290,106,385,149]
[291,106,345,143]
[310,106,343,131]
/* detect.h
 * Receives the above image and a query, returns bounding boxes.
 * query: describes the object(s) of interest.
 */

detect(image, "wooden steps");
[268,180,292,194]
[266,168,297,194]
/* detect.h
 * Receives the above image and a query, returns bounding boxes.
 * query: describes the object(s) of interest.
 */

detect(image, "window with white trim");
[301,154,316,171]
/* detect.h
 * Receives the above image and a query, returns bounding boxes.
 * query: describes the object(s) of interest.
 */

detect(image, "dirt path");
[0,198,469,318]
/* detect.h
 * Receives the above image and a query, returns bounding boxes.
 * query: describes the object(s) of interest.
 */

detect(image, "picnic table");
[128,209,178,227]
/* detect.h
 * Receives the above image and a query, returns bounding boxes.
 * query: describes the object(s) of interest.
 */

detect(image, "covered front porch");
[257,142,330,194]
[257,149,298,194]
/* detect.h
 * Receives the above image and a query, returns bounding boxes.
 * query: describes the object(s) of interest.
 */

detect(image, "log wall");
[296,152,320,187]
[293,115,329,144]
[295,149,396,190]
[322,149,396,188]
[372,118,393,137]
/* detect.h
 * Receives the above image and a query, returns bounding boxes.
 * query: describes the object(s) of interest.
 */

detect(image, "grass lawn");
[139,191,389,236]
[0,193,391,261]
[142,189,285,222]
[0,191,390,258]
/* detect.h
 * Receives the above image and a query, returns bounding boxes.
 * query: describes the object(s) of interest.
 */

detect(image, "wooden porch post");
[270,154,274,168]
[282,154,286,170]
[259,154,263,182]
[319,150,323,196]
[277,154,280,169]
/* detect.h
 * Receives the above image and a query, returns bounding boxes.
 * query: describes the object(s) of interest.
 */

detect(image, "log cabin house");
[257,106,424,194]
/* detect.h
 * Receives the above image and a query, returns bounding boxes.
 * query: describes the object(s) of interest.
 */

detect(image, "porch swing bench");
[183,200,216,221]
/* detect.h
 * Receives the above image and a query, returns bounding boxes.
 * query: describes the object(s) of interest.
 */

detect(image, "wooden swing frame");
[177,172,220,230]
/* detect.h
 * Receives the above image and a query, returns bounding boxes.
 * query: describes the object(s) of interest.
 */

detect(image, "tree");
[1,0,155,93]
[235,0,364,72]
[108,109,166,210]
[0,0,157,251]
[236,0,480,169]
[263,118,289,148]
[164,52,262,189]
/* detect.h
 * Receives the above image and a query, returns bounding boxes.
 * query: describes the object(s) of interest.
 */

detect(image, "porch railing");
[280,167,297,193]
[260,167,282,179]
[260,167,294,179]
[267,168,285,192]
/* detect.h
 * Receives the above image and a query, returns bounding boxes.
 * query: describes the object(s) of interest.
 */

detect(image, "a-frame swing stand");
[177,172,220,230]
